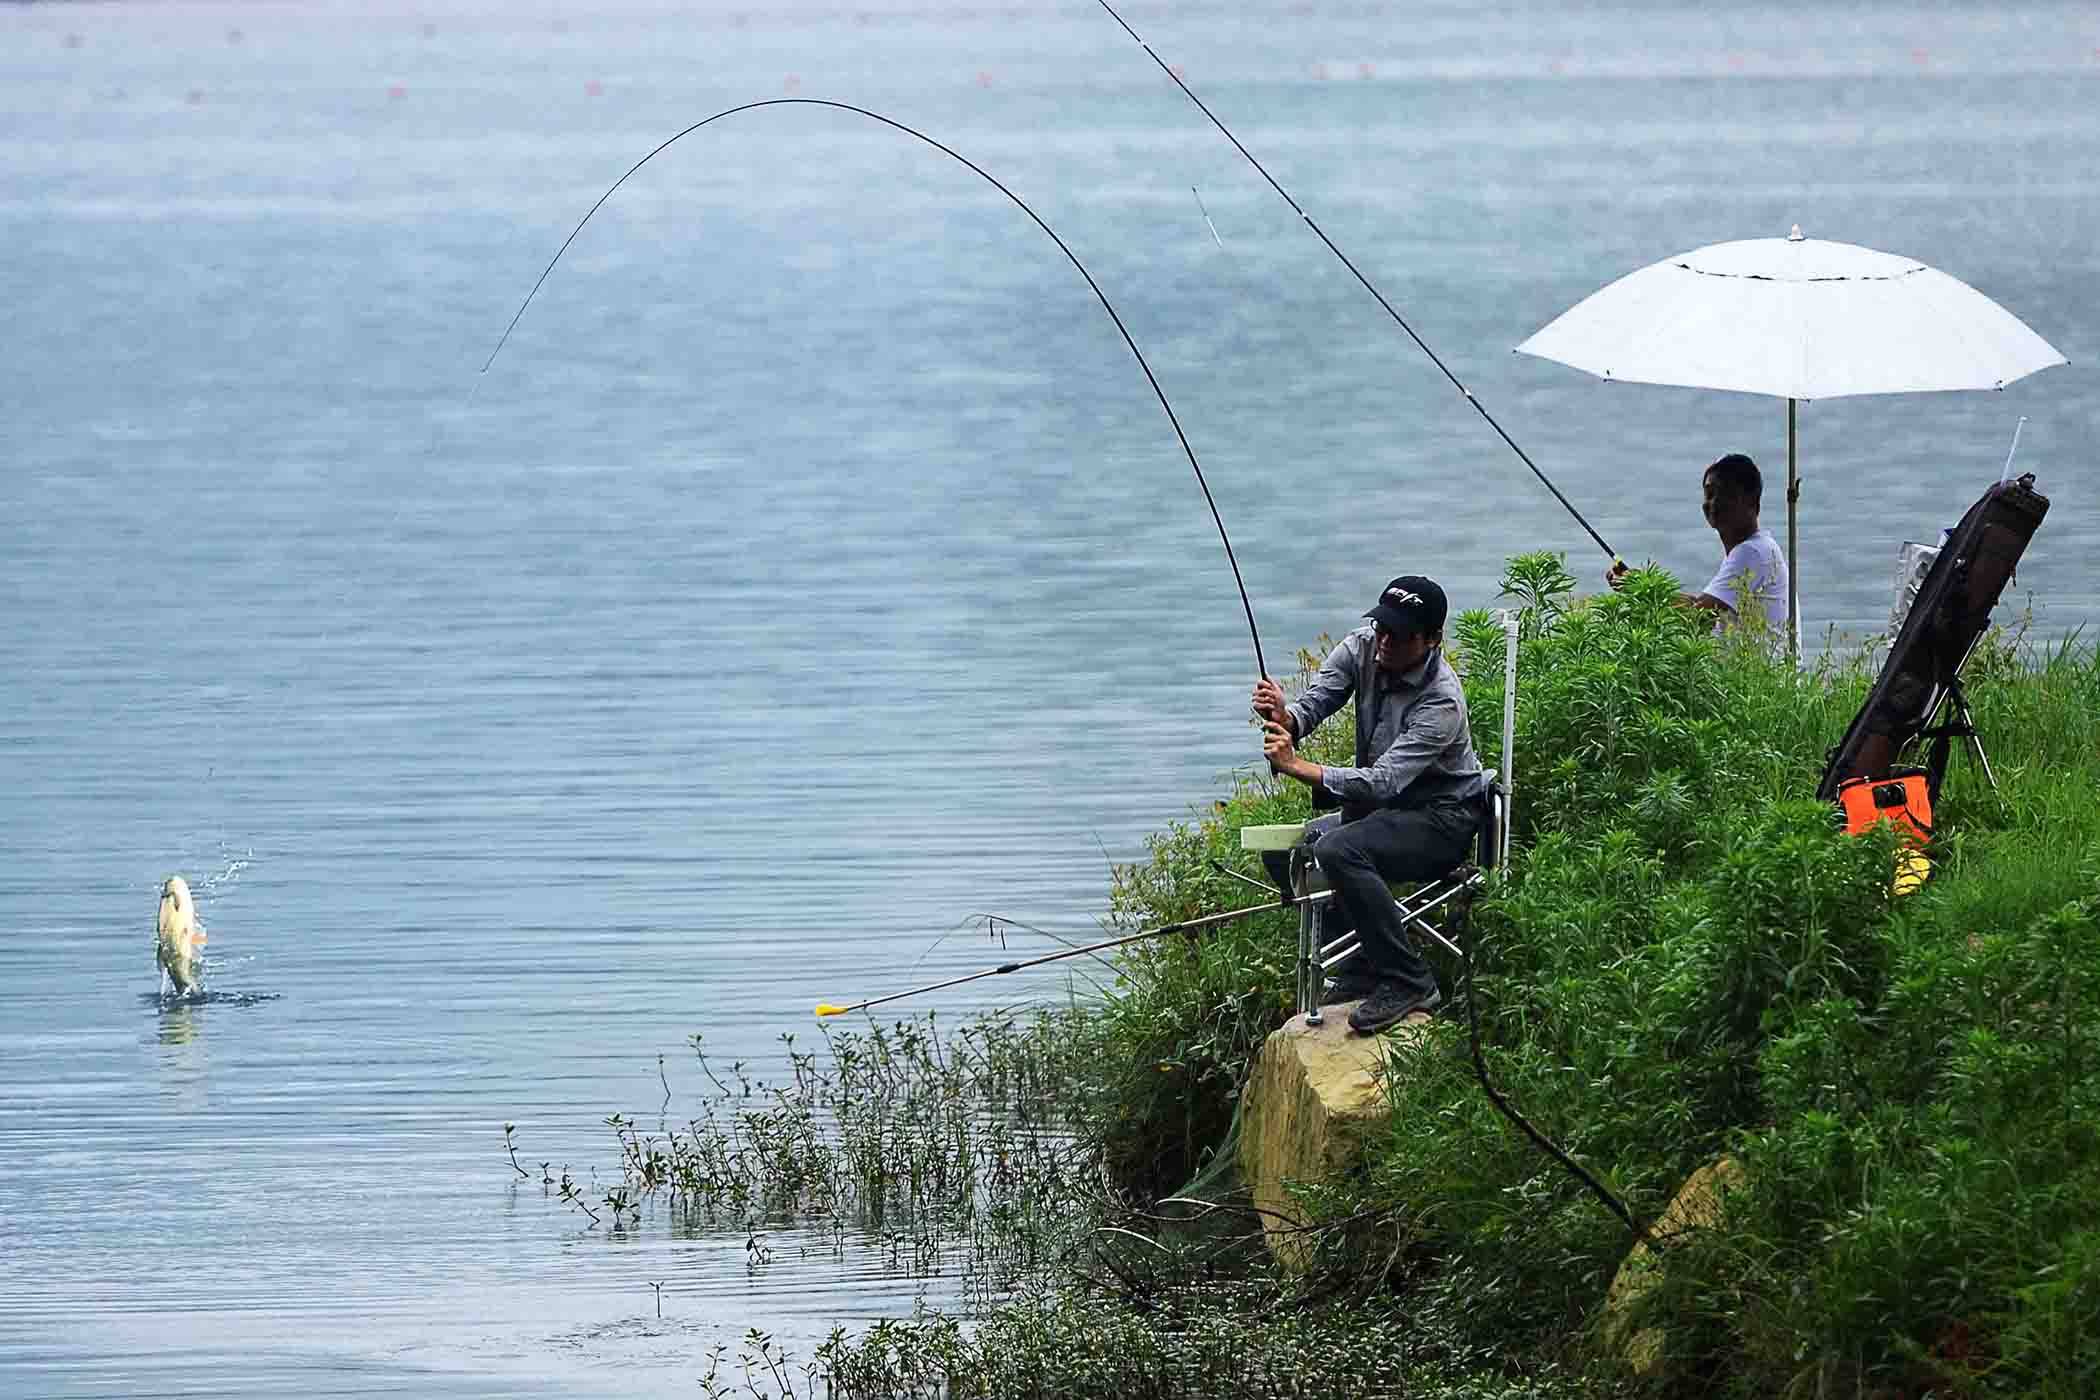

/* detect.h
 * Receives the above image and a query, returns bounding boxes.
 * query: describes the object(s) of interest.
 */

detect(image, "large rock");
[1237,1005,1434,1267]
[1602,1156,1746,1378]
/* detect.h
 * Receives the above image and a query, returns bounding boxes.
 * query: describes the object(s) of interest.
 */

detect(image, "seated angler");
[1251,575,1488,1034]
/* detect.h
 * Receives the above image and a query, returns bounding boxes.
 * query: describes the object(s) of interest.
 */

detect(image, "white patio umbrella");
[1515,226,2066,656]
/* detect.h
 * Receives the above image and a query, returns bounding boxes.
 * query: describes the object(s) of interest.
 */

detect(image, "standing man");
[1252,575,1487,1034]
[1608,452,1791,643]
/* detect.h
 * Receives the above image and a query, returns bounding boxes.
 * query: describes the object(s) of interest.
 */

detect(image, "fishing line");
[482,97,1270,680]
[1096,1,1620,564]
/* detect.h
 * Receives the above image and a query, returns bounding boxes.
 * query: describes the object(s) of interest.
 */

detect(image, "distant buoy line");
[482,97,1271,681]
[1094,0,1621,564]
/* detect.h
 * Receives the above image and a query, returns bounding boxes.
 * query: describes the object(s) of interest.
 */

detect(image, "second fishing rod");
[1090,18,1656,1235]
[1096,0,1621,569]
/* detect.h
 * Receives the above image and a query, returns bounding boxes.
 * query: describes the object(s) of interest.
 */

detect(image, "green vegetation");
[570,554,2100,1398]
[569,1015,1095,1290]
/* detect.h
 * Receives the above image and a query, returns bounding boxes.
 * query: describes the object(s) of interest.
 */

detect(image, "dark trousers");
[1261,796,1482,999]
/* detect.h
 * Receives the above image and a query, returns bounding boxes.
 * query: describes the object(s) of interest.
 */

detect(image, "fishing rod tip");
[814,1003,849,1017]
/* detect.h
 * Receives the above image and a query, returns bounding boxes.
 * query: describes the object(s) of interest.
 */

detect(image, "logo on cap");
[1383,586,1424,607]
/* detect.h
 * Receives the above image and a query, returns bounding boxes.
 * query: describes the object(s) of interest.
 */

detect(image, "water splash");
[197,848,253,896]
[143,985,282,1012]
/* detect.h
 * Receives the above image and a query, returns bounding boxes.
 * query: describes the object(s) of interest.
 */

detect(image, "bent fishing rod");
[814,889,1331,1017]
[481,97,1270,682]
[1095,1,1620,566]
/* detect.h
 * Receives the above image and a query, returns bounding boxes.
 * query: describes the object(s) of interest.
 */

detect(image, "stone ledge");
[1602,1156,1745,1378]
[1237,1003,1434,1267]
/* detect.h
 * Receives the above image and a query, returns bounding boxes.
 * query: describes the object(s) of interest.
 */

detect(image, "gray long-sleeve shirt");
[1285,627,1486,807]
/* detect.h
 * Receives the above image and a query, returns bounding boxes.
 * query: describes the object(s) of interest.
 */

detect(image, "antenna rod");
[815,890,1328,1016]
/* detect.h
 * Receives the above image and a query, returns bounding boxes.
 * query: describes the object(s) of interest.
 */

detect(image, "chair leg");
[1298,882,1321,1025]
[1297,869,1486,1021]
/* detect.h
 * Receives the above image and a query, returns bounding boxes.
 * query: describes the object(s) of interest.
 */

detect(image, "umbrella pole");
[1787,397,1800,664]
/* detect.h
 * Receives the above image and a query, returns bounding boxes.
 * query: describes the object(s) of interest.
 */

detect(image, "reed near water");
[549,554,2100,1398]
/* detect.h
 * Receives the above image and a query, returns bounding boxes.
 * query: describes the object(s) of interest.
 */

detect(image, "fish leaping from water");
[157,875,207,994]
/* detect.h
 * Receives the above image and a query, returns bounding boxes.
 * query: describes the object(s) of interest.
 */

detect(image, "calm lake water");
[3,1,2095,1394]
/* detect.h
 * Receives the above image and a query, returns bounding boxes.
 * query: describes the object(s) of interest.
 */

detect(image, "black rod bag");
[1815,472,2049,802]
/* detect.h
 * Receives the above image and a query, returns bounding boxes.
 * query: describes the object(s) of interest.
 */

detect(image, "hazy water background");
[2,1,2095,1394]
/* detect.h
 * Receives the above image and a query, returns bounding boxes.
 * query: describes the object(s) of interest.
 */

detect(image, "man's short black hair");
[1706,452,1762,506]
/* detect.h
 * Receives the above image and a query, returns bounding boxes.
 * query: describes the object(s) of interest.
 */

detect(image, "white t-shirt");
[1702,527,1790,638]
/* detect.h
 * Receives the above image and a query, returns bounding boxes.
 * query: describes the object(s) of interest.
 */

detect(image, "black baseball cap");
[1365,575,1447,636]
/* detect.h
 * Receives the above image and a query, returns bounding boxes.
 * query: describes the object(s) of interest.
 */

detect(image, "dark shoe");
[1318,969,1379,1006]
[1348,982,1443,1034]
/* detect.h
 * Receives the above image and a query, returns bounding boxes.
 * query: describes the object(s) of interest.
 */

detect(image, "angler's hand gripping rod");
[1097,1,1620,565]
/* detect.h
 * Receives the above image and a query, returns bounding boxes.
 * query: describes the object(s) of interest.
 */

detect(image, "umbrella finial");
[1787,224,1804,241]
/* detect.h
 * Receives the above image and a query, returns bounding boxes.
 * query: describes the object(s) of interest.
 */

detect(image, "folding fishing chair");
[1276,775,1507,1025]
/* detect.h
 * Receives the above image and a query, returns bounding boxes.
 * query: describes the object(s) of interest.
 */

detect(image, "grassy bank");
[1039,558,2100,1398]
[585,556,2100,1397]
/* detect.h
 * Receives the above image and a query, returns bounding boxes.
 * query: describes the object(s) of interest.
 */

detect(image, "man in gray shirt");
[1252,575,1486,1034]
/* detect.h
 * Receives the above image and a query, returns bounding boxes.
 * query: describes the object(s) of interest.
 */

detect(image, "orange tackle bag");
[1834,766,1934,896]
[1834,766,1933,845]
